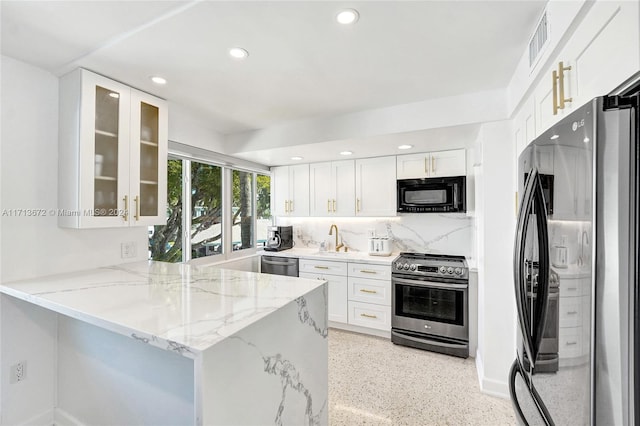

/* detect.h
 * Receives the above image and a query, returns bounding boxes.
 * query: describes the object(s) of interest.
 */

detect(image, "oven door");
[392,276,468,341]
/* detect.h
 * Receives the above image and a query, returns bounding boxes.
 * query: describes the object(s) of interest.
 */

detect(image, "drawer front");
[348,277,391,306]
[559,327,583,358]
[348,262,391,280]
[347,301,391,331]
[559,278,583,298]
[559,297,583,328]
[299,259,347,276]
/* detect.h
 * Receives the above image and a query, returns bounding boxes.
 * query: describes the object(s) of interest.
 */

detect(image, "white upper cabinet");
[309,160,355,216]
[535,1,639,135]
[272,164,310,217]
[355,156,396,217]
[552,145,591,221]
[58,69,167,228]
[396,149,466,179]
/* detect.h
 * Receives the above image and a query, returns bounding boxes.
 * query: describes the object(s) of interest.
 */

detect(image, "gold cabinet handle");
[359,289,378,294]
[284,200,288,213]
[290,200,294,212]
[552,69,559,115]
[327,199,331,213]
[314,265,329,270]
[567,311,578,315]
[134,195,140,221]
[333,199,336,212]
[558,61,572,109]
[360,313,378,319]
[566,341,578,346]
[356,198,361,212]
[432,156,435,174]
[424,157,428,173]
[122,195,129,221]
[360,270,377,274]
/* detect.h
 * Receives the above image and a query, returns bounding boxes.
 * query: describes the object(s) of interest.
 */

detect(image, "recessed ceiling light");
[229,47,249,59]
[398,144,413,150]
[550,134,559,140]
[108,92,120,98]
[336,9,359,25]
[151,76,167,85]
[340,151,353,156]
[291,156,303,161]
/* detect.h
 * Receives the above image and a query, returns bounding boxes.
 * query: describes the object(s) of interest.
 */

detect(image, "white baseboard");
[53,409,85,426]
[9,409,54,426]
[328,322,391,339]
[475,350,510,399]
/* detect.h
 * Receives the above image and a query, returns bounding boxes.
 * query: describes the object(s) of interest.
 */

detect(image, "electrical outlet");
[121,242,137,259]
[10,361,27,384]
[367,229,376,238]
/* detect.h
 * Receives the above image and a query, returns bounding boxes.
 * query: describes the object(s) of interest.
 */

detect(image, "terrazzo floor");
[328,329,516,425]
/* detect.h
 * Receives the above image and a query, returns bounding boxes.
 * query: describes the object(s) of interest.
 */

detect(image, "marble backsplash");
[276,214,475,260]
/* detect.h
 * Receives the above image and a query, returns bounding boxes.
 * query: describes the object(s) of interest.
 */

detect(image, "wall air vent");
[528,11,548,68]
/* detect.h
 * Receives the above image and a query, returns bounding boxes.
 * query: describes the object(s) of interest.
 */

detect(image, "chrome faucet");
[578,230,590,267]
[329,224,344,251]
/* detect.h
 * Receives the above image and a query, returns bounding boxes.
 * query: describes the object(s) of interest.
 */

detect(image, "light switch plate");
[121,242,137,259]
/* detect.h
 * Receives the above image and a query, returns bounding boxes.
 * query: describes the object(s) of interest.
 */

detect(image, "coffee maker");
[264,226,294,251]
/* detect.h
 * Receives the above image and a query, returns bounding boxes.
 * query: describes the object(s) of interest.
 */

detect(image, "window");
[191,161,223,259]
[149,153,270,263]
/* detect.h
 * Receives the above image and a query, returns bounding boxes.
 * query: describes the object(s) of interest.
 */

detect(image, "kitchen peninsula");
[0,261,328,425]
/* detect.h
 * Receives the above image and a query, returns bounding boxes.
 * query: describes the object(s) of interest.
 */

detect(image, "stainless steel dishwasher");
[260,255,299,277]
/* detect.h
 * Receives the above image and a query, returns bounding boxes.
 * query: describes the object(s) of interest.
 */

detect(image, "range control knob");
[403,263,410,271]
[409,264,417,271]
[455,267,462,275]
[395,262,403,270]
[439,266,446,274]
[447,267,454,274]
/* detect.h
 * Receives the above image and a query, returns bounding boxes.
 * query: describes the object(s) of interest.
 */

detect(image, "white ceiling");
[2,0,546,163]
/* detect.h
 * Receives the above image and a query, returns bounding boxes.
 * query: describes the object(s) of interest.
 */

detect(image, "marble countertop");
[0,261,324,358]
[259,247,399,265]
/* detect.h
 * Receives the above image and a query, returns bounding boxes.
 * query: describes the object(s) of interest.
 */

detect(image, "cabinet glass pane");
[232,170,254,251]
[191,162,223,259]
[139,102,159,217]
[94,86,119,216]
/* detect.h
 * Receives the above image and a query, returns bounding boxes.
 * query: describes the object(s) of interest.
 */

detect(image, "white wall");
[474,120,516,398]
[0,56,149,282]
[168,102,226,153]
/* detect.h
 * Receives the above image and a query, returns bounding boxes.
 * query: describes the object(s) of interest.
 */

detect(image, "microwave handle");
[453,183,458,208]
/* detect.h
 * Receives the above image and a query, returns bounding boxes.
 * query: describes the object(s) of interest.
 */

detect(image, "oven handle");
[391,330,467,349]
[392,277,468,290]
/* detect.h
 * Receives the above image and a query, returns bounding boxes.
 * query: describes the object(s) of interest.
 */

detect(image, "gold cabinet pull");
[567,311,578,315]
[134,195,140,221]
[327,199,331,213]
[332,199,336,212]
[360,313,377,319]
[424,157,428,173]
[432,156,435,174]
[360,270,377,274]
[356,198,361,212]
[566,341,578,346]
[122,195,129,221]
[359,289,378,294]
[314,265,329,270]
[558,61,573,109]
[290,200,294,212]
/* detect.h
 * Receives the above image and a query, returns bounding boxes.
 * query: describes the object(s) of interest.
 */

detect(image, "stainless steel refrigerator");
[509,74,639,426]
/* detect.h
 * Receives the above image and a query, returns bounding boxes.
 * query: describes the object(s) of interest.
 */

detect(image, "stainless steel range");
[391,252,469,358]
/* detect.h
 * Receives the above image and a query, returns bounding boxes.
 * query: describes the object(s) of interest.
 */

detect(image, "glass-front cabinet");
[59,68,167,228]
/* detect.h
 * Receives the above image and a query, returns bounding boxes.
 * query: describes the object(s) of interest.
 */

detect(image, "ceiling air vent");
[528,11,548,68]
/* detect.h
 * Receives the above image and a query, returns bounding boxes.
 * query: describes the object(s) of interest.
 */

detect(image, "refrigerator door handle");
[514,168,538,365]
[509,358,555,426]
[532,170,551,363]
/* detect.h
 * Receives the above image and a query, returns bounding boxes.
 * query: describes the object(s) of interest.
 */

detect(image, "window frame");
[162,143,270,265]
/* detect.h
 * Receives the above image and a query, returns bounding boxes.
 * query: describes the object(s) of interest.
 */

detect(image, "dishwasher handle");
[261,258,298,266]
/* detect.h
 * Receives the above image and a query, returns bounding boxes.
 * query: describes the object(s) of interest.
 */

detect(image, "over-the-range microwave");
[397,176,466,213]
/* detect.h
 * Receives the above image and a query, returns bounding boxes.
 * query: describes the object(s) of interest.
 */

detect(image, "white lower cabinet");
[299,258,391,335]
[300,271,348,323]
[347,301,391,331]
[558,275,590,361]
